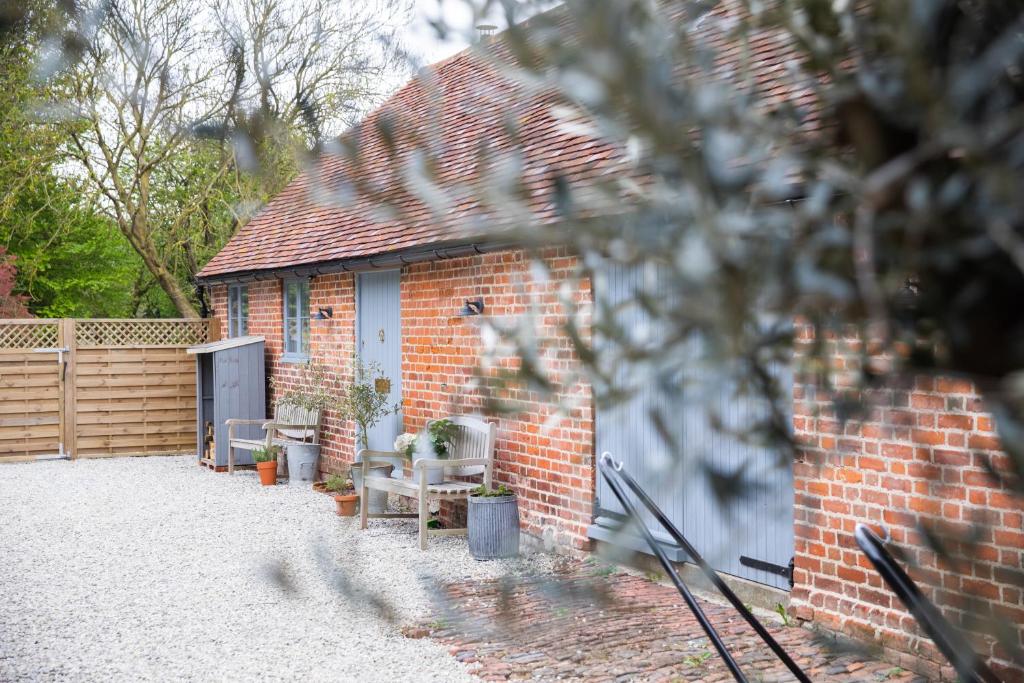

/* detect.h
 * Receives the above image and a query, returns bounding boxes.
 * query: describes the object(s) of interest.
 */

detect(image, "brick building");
[197,11,1023,681]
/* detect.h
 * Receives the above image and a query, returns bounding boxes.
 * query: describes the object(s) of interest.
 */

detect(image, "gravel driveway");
[0,456,554,682]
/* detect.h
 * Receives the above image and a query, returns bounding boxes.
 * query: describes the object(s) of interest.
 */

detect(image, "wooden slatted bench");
[358,415,497,550]
[226,403,322,474]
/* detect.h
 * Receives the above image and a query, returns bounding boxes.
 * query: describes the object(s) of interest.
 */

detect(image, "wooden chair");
[358,415,497,550]
[225,403,322,474]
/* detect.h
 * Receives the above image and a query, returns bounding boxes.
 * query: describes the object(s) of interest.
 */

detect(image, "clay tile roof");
[198,2,812,281]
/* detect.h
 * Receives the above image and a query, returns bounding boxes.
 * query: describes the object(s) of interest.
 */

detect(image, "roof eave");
[195,238,520,285]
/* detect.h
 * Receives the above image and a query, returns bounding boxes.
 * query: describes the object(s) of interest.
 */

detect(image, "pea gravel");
[0,456,556,682]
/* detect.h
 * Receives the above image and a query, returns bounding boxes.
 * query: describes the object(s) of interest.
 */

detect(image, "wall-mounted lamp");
[458,298,484,316]
[312,306,333,320]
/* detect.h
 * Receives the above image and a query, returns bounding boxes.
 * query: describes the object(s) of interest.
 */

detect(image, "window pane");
[286,317,297,354]
[300,312,310,355]
[285,283,298,353]
[240,287,249,336]
[300,282,310,355]
[228,287,238,338]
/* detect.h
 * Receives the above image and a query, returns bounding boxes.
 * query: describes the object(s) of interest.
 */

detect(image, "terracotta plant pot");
[335,493,358,517]
[256,460,278,486]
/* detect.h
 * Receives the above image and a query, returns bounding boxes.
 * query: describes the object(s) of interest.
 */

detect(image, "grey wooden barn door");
[590,262,794,590]
[357,270,402,452]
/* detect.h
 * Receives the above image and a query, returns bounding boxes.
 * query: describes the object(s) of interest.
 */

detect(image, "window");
[227,285,248,338]
[282,279,310,360]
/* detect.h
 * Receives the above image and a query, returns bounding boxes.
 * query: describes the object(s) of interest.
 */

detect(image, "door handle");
[378,329,385,343]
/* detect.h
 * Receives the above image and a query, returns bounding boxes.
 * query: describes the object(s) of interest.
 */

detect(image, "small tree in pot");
[271,362,335,477]
[335,356,399,451]
[337,357,399,509]
[468,484,520,560]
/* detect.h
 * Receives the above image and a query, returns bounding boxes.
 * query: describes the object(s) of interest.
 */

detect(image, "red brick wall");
[401,248,594,550]
[209,246,595,550]
[790,322,1023,681]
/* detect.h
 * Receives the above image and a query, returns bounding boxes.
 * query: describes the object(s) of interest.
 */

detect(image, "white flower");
[394,433,417,457]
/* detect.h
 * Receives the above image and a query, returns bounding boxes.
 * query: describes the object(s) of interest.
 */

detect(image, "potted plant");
[335,356,400,452]
[271,362,335,479]
[467,484,520,560]
[253,445,281,486]
[336,356,400,500]
[324,474,358,517]
[417,418,458,485]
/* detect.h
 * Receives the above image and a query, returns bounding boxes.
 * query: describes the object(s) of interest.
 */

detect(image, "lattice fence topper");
[75,319,209,348]
[0,322,60,350]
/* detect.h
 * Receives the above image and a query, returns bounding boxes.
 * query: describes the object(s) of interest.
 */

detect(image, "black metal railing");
[597,452,811,683]
[855,524,1002,683]
[597,451,1005,683]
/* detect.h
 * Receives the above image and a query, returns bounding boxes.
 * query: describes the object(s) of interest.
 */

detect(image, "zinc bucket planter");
[468,494,520,560]
[287,443,320,482]
[351,463,394,514]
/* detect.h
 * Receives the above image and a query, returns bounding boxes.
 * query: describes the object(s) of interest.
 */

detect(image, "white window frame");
[282,278,310,362]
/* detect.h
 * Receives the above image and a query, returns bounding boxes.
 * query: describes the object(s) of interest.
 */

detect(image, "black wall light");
[312,306,333,320]
[458,298,484,316]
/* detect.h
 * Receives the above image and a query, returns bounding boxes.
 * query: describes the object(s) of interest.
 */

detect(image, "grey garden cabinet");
[187,336,267,469]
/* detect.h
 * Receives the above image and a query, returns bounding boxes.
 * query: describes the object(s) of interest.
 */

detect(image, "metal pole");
[855,525,1002,683]
[600,453,812,683]
[598,456,749,682]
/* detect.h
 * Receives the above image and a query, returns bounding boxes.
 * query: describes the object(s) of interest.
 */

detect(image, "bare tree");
[61,0,231,316]
[214,0,409,193]
[60,0,409,316]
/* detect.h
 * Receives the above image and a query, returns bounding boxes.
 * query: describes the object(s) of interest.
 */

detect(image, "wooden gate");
[0,318,211,462]
[0,320,66,460]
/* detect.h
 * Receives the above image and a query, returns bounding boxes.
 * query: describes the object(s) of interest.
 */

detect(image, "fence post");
[61,319,77,459]
[207,317,221,342]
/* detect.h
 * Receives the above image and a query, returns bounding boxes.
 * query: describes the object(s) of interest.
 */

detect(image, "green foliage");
[271,362,336,413]
[324,474,353,492]
[774,603,791,627]
[253,444,281,463]
[682,651,713,668]
[472,484,514,498]
[427,418,457,458]
[334,356,400,450]
[0,0,172,318]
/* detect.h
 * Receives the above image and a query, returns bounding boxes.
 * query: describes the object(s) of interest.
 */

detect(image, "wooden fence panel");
[0,321,63,461]
[0,318,209,461]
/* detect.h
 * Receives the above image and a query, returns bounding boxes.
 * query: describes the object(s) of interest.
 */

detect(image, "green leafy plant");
[683,651,713,668]
[472,484,514,497]
[324,474,353,493]
[335,356,400,450]
[774,602,791,627]
[271,362,336,413]
[253,444,281,463]
[427,418,458,458]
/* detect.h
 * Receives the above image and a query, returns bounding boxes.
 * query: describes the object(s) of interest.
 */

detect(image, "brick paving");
[411,561,931,682]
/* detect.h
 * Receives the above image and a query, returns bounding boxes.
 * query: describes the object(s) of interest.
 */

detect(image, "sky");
[400,0,552,67]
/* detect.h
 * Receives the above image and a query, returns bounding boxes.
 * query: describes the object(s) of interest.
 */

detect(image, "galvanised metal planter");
[351,463,394,514]
[468,494,520,560]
